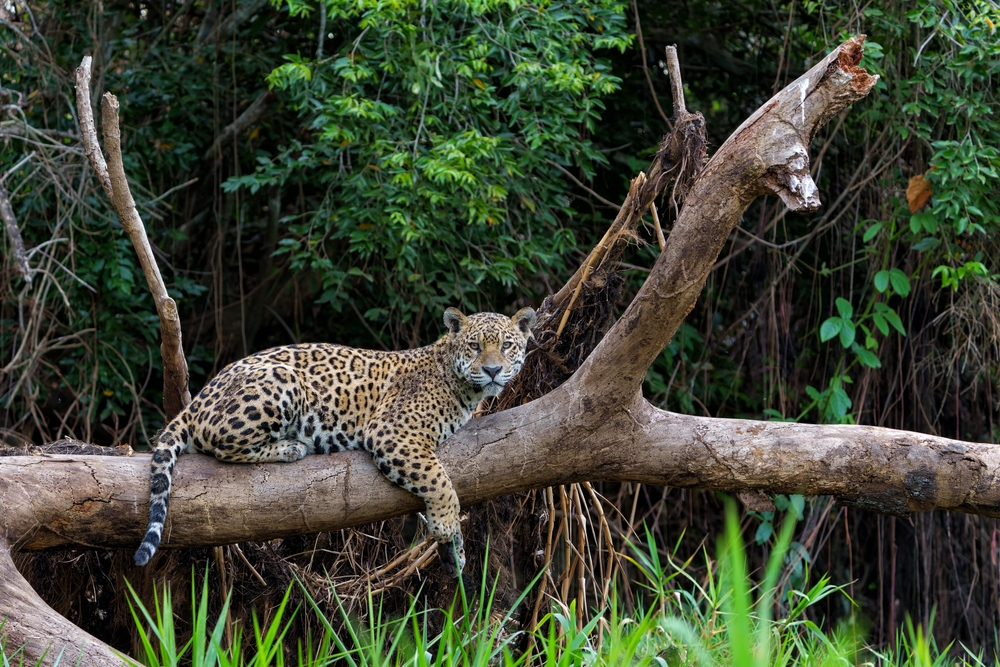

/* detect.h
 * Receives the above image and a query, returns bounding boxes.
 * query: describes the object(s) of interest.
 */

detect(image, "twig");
[631,0,671,127]
[0,185,31,284]
[74,58,112,199]
[555,223,615,336]
[649,201,666,251]
[75,56,192,420]
[349,300,389,351]
[527,486,556,641]
[582,481,618,610]
[0,150,35,187]
[316,0,327,59]
[0,17,40,54]
[411,82,431,159]
[664,45,686,116]
[546,159,620,210]
[231,543,267,586]
[146,176,199,206]
[202,90,277,163]
[213,546,235,648]
[140,0,197,66]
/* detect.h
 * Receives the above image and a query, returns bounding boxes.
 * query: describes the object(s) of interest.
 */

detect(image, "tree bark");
[3,36,967,665]
[0,537,122,665]
[2,400,1000,554]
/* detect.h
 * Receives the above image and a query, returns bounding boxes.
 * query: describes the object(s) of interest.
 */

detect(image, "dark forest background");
[2,0,999,658]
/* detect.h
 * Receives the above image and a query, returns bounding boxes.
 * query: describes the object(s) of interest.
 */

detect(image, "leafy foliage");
[226,0,631,340]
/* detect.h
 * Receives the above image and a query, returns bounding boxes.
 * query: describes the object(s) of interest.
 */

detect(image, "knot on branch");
[762,144,821,212]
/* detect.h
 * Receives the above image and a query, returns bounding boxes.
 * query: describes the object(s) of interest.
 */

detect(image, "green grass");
[4,503,995,666]
[0,618,78,667]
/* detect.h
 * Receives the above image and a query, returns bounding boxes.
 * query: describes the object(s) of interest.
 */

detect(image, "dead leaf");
[907,172,932,213]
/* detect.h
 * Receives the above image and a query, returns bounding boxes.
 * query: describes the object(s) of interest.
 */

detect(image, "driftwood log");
[5,36,986,665]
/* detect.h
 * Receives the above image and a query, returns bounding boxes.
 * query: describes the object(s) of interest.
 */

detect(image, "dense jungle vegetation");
[2,0,1000,662]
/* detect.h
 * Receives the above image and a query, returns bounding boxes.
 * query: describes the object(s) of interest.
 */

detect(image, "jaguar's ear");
[511,307,536,338]
[443,308,468,335]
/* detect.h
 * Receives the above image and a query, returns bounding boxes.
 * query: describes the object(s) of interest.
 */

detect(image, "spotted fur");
[134,307,536,576]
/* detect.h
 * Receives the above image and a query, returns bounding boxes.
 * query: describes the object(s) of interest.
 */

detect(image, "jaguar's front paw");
[279,443,308,462]
[437,532,465,578]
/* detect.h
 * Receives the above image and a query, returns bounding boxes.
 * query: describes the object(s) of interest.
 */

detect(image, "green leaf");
[838,320,856,349]
[882,309,906,336]
[835,297,853,320]
[828,386,852,421]
[755,521,774,545]
[789,494,805,518]
[874,270,889,293]
[872,312,889,336]
[888,268,911,296]
[863,222,882,242]
[820,317,842,342]
[852,343,882,369]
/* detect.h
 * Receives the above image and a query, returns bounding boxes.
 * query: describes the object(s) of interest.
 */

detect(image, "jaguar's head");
[444,307,536,397]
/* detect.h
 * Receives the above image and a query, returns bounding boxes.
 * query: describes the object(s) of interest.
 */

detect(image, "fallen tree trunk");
[3,401,999,553]
[3,399,998,662]
[4,35,971,665]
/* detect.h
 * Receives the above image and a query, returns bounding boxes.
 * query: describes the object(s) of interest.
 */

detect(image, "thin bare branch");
[202,89,277,163]
[664,45,686,116]
[632,0,671,127]
[0,185,31,284]
[74,57,191,420]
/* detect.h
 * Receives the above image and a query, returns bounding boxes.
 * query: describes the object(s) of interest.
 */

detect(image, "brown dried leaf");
[907,172,933,213]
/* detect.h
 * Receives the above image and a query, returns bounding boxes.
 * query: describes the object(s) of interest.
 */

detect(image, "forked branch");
[74,56,191,420]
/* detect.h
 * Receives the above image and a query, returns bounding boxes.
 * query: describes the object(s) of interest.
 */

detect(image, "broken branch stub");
[578,35,878,398]
[74,56,191,420]
[0,185,31,284]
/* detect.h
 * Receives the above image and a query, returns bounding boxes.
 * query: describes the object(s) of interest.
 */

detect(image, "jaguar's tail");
[134,421,190,566]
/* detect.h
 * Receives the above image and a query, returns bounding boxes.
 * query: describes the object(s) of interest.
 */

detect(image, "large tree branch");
[0,537,121,665]
[578,37,877,398]
[2,396,999,555]
[3,392,999,663]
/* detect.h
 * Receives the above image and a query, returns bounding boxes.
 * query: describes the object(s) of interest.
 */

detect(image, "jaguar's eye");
[470,342,480,352]
[502,341,513,350]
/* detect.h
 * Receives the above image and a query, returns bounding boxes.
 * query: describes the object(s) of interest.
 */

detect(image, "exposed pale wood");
[576,36,877,399]
[74,58,191,421]
[0,538,122,666]
[2,397,998,557]
[74,57,112,199]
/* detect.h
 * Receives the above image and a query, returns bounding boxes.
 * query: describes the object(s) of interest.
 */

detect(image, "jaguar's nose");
[482,365,502,380]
